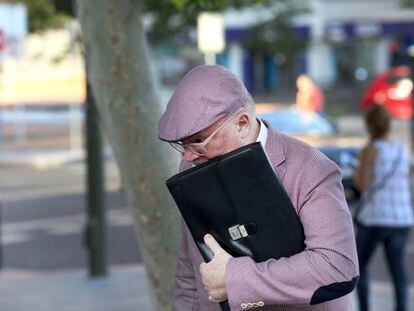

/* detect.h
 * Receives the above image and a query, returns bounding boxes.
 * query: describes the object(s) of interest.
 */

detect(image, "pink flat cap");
[158,65,252,142]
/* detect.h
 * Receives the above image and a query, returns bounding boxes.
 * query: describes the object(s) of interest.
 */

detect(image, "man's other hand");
[199,234,233,303]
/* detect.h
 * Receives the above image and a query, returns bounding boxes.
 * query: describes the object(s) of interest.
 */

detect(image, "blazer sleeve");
[225,164,359,309]
[173,219,198,310]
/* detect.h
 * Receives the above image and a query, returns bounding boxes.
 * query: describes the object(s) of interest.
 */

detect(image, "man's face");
[181,111,250,165]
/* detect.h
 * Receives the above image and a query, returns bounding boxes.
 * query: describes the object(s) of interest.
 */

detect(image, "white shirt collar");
[256,118,268,148]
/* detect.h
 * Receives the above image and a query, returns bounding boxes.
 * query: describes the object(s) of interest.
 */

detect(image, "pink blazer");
[173,124,359,311]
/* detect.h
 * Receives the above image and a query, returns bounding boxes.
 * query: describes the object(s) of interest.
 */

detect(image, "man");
[158,65,359,311]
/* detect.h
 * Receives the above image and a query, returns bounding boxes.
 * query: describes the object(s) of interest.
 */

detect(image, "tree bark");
[76,1,180,310]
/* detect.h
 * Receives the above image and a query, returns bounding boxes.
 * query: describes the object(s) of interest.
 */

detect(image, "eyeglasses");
[170,113,237,156]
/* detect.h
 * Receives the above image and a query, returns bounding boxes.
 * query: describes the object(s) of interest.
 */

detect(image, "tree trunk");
[76,1,180,310]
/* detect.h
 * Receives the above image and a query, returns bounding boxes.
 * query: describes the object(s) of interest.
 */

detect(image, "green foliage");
[17,0,303,59]
[53,0,75,16]
[144,0,305,59]
[13,0,71,32]
[402,0,414,8]
[243,4,309,56]
[143,0,276,43]
[148,0,272,12]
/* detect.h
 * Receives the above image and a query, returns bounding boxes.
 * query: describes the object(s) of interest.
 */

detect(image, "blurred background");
[0,0,413,310]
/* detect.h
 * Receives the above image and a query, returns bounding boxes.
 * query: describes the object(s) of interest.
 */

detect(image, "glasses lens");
[170,142,206,156]
[170,142,185,154]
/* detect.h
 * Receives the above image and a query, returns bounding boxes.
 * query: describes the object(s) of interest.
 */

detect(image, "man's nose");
[183,149,199,162]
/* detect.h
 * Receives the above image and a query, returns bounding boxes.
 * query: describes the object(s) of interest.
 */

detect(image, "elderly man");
[158,65,359,311]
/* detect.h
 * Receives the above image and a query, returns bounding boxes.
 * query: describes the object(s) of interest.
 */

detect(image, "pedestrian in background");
[295,74,324,114]
[354,104,414,311]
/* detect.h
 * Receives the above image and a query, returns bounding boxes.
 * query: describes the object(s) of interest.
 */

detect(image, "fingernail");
[205,234,211,239]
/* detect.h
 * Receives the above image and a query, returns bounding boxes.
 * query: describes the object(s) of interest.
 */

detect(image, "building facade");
[217,0,414,93]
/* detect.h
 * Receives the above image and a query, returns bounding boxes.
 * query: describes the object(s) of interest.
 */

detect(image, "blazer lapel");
[262,120,286,181]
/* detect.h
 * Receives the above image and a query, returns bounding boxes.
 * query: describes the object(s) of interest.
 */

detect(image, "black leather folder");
[166,142,305,263]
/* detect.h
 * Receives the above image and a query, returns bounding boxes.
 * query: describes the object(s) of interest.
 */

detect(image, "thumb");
[204,234,223,256]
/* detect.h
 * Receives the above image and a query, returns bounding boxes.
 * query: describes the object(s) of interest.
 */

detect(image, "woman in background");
[355,104,414,311]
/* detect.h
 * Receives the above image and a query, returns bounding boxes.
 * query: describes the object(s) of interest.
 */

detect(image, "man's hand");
[199,234,233,303]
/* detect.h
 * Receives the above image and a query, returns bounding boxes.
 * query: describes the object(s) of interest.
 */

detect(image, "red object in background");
[0,29,6,52]
[361,66,413,119]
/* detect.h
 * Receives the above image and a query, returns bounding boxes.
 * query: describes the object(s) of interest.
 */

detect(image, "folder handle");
[220,300,230,310]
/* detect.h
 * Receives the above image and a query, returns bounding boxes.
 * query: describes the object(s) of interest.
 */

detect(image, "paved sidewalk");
[0,264,412,311]
[0,265,154,311]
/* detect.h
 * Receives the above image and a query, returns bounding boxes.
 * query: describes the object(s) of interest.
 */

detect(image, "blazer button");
[241,303,248,309]
[258,301,265,307]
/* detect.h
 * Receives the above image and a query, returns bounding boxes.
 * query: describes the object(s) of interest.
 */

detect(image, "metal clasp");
[228,224,249,241]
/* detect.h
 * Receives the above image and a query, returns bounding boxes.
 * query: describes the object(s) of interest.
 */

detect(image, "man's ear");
[237,113,250,138]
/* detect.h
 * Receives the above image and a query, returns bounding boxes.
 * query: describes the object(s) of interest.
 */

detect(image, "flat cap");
[158,65,252,142]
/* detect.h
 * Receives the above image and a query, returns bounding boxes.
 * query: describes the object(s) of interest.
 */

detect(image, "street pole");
[85,77,107,277]
[0,202,2,269]
[204,52,216,65]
